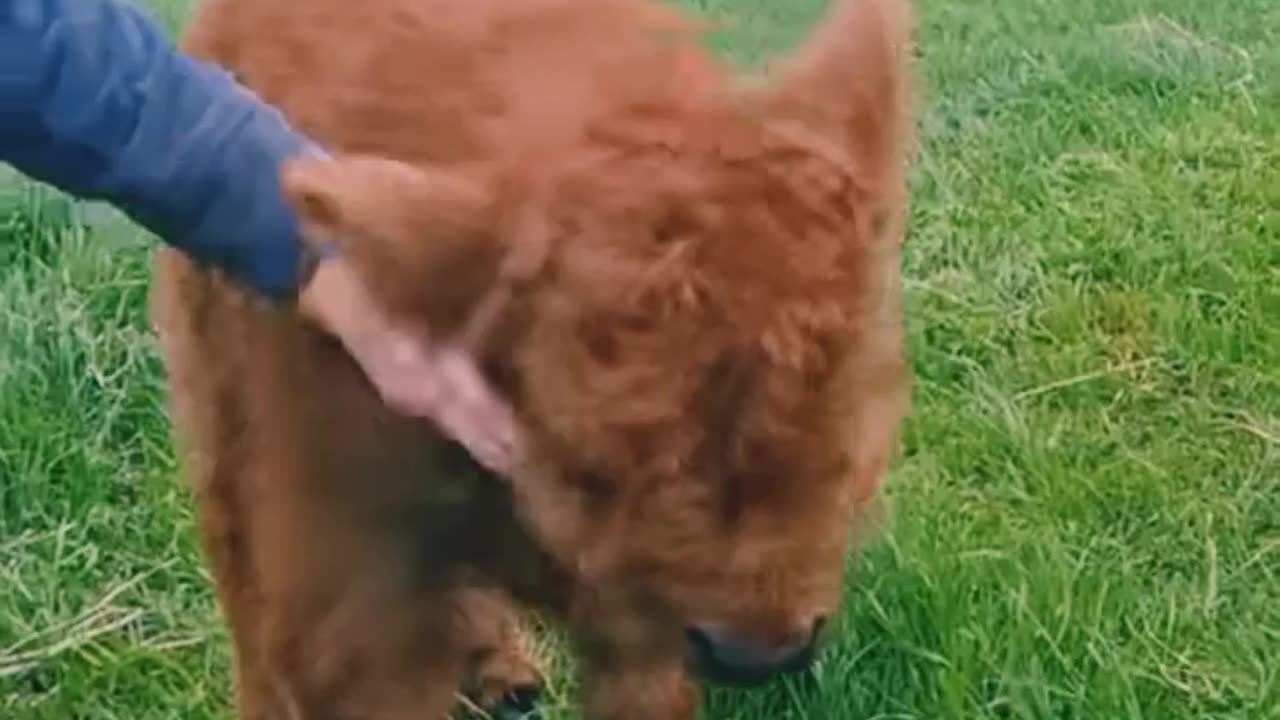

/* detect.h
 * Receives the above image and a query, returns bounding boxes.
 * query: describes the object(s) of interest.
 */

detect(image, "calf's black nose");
[685,616,825,687]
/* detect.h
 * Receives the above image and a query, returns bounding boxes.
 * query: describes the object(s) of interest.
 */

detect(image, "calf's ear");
[754,0,915,206]
[281,154,503,329]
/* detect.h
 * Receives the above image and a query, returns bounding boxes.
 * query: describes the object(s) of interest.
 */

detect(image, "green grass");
[2,0,1278,718]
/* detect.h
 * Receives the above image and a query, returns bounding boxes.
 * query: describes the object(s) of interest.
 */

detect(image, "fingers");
[360,335,522,477]
[299,256,521,476]
[428,349,523,476]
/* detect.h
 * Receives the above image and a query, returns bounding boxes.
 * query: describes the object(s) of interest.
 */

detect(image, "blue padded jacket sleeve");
[0,0,312,299]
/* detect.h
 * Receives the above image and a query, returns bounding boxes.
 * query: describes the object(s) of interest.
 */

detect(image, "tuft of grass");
[2,0,1277,718]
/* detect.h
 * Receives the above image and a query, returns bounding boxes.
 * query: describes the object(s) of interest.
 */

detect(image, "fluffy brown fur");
[149,0,916,717]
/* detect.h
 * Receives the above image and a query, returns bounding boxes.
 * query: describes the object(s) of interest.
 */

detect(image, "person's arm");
[0,0,520,473]
[0,0,307,298]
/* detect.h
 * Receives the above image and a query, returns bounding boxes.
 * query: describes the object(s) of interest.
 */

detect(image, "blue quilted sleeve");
[0,0,313,298]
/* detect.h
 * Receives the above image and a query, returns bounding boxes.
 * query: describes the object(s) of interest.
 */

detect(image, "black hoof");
[498,684,542,719]
[471,684,542,720]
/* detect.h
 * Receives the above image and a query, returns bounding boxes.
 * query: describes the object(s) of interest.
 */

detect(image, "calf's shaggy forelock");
[151,0,915,717]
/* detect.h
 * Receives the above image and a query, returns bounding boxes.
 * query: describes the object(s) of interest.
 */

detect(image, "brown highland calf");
[149,0,915,717]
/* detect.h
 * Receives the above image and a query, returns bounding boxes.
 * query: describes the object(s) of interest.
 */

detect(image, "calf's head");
[281,0,913,687]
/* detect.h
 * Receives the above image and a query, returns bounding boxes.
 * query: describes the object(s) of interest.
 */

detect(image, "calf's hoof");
[463,683,542,719]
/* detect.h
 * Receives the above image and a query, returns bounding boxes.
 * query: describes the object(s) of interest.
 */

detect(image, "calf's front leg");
[580,659,698,720]
[571,608,698,720]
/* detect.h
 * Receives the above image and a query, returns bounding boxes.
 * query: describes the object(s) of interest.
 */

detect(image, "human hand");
[297,253,521,476]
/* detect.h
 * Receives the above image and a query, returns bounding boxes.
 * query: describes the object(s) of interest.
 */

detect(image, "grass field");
[2,0,1278,718]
